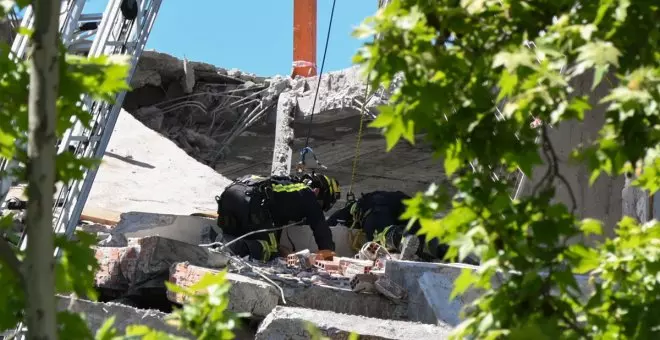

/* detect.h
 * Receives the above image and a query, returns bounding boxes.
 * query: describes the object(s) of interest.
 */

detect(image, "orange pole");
[292,0,317,77]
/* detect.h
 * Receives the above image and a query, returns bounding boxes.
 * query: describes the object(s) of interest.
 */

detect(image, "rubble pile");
[123,51,393,170]
[72,207,511,338]
[2,50,454,338]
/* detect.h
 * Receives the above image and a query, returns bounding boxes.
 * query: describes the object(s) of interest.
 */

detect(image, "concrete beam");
[113,212,216,245]
[168,263,404,320]
[283,282,404,320]
[168,262,279,317]
[386,260,594,326]
[56,295,191,338]
[255,306,452,340]
[385,260,486,324]
[271,92,296,176]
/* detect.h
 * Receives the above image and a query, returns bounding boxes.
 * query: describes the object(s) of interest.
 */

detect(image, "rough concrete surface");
[56,295,191,338]
[385,261,486,324]
[169,263,279,317]
[113,212,215,245]
[418,272,469,326]
[283,281,404,321]
[255,306,451,340]
[271,92,296,176]
[168,262,401,320]
[86,110,232,215]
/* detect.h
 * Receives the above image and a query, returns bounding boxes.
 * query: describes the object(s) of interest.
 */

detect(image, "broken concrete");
[418,272,469,327]
[94,236,227,292]
[271,92,296,176]
[112,212,216,245]
[56,295,191,338]
[255,306,451,340]
[387,260,595,326]
[168,262,404,320]
[385,261,488,324]
[169,262,279,317]
[87,111,232,215]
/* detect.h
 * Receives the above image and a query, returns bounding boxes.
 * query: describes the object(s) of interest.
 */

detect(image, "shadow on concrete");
[105,151,156,169]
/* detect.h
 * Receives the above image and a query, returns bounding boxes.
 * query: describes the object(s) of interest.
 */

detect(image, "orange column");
[292,0,317,77]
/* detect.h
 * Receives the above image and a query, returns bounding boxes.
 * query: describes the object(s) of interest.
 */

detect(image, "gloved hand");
[316,249,336,261]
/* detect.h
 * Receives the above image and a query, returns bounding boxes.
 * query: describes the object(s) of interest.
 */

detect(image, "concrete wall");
[518,71,625,241]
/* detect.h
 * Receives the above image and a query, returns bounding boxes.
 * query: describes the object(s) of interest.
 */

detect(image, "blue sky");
[85,0,377,76]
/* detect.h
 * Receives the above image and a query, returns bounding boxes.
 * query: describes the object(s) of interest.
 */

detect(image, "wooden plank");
[80,207,123,226]
[189,211,218,219]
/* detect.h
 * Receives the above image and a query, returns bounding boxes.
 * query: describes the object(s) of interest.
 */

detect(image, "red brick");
[94,246,139,290]
[168,262,220,303]
[314,260,340,272]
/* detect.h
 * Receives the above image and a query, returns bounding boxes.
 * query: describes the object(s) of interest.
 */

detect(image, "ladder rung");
[67,135,101,144]
[106,41,137,47]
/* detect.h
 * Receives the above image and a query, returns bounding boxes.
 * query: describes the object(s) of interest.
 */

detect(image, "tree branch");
[542,125,577,213]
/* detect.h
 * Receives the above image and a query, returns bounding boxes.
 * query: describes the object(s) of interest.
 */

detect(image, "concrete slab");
[283,282,404,321]
[130,236,228,286]
[87,111,232,216]
[168,262,279,317]
[255,306,451,340]
[384,260,485,323]
[168,263,403,320]
[387,260,594,325]
[418,272,472,326]
[94,237,228,292]
[113,212,215,245]
[56,295,191,338]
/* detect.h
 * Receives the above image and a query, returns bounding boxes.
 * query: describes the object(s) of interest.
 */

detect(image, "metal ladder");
[0,0,163,251]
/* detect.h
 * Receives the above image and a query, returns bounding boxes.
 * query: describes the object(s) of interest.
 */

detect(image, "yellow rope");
[348,81,370,195]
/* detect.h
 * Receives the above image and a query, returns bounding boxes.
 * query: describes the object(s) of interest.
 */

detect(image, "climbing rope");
[298,0,337,172]
[347,81,370,199]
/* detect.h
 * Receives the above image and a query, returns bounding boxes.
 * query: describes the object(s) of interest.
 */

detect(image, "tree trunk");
[25,0,60,339]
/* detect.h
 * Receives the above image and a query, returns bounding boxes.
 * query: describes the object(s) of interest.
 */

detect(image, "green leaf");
[369,106,395,129]
[94,317,118,340]
[580,218,603,236]
[450,268,478,300]
[444,142,462,176]
[497,71,518,101]
[57,311,94,340]
[568,244,601,274]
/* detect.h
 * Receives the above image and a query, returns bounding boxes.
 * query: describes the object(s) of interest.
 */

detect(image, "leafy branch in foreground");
[0,3,241,339]
[354,0,660,338]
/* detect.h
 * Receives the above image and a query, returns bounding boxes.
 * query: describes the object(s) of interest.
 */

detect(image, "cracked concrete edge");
[56,295,192,338]
[255,306,452,340]
[168,262,279,318]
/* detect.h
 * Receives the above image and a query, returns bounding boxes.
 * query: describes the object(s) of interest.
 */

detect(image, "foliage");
[355,0,660,339]
[94,272,244,340]
[0,3,241,339]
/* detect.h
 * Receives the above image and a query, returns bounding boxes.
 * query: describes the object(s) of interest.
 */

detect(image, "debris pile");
[64,208,468,336]
[122,51,395,169]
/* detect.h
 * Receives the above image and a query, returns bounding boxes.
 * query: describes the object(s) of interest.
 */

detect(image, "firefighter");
[212,172,340,261]
[328,190,474,263]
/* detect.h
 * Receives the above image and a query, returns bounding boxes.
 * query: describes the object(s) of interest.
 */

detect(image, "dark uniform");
[214,174,340,261]
[327,190,455,262]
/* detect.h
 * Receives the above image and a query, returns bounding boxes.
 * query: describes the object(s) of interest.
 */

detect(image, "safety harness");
[216,174,310,261]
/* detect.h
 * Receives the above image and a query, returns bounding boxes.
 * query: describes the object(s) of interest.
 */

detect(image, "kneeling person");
[213,173,340,261]
[328,190,471,263]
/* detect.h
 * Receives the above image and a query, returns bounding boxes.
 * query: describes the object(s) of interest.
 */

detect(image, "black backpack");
[214,175,301,238]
